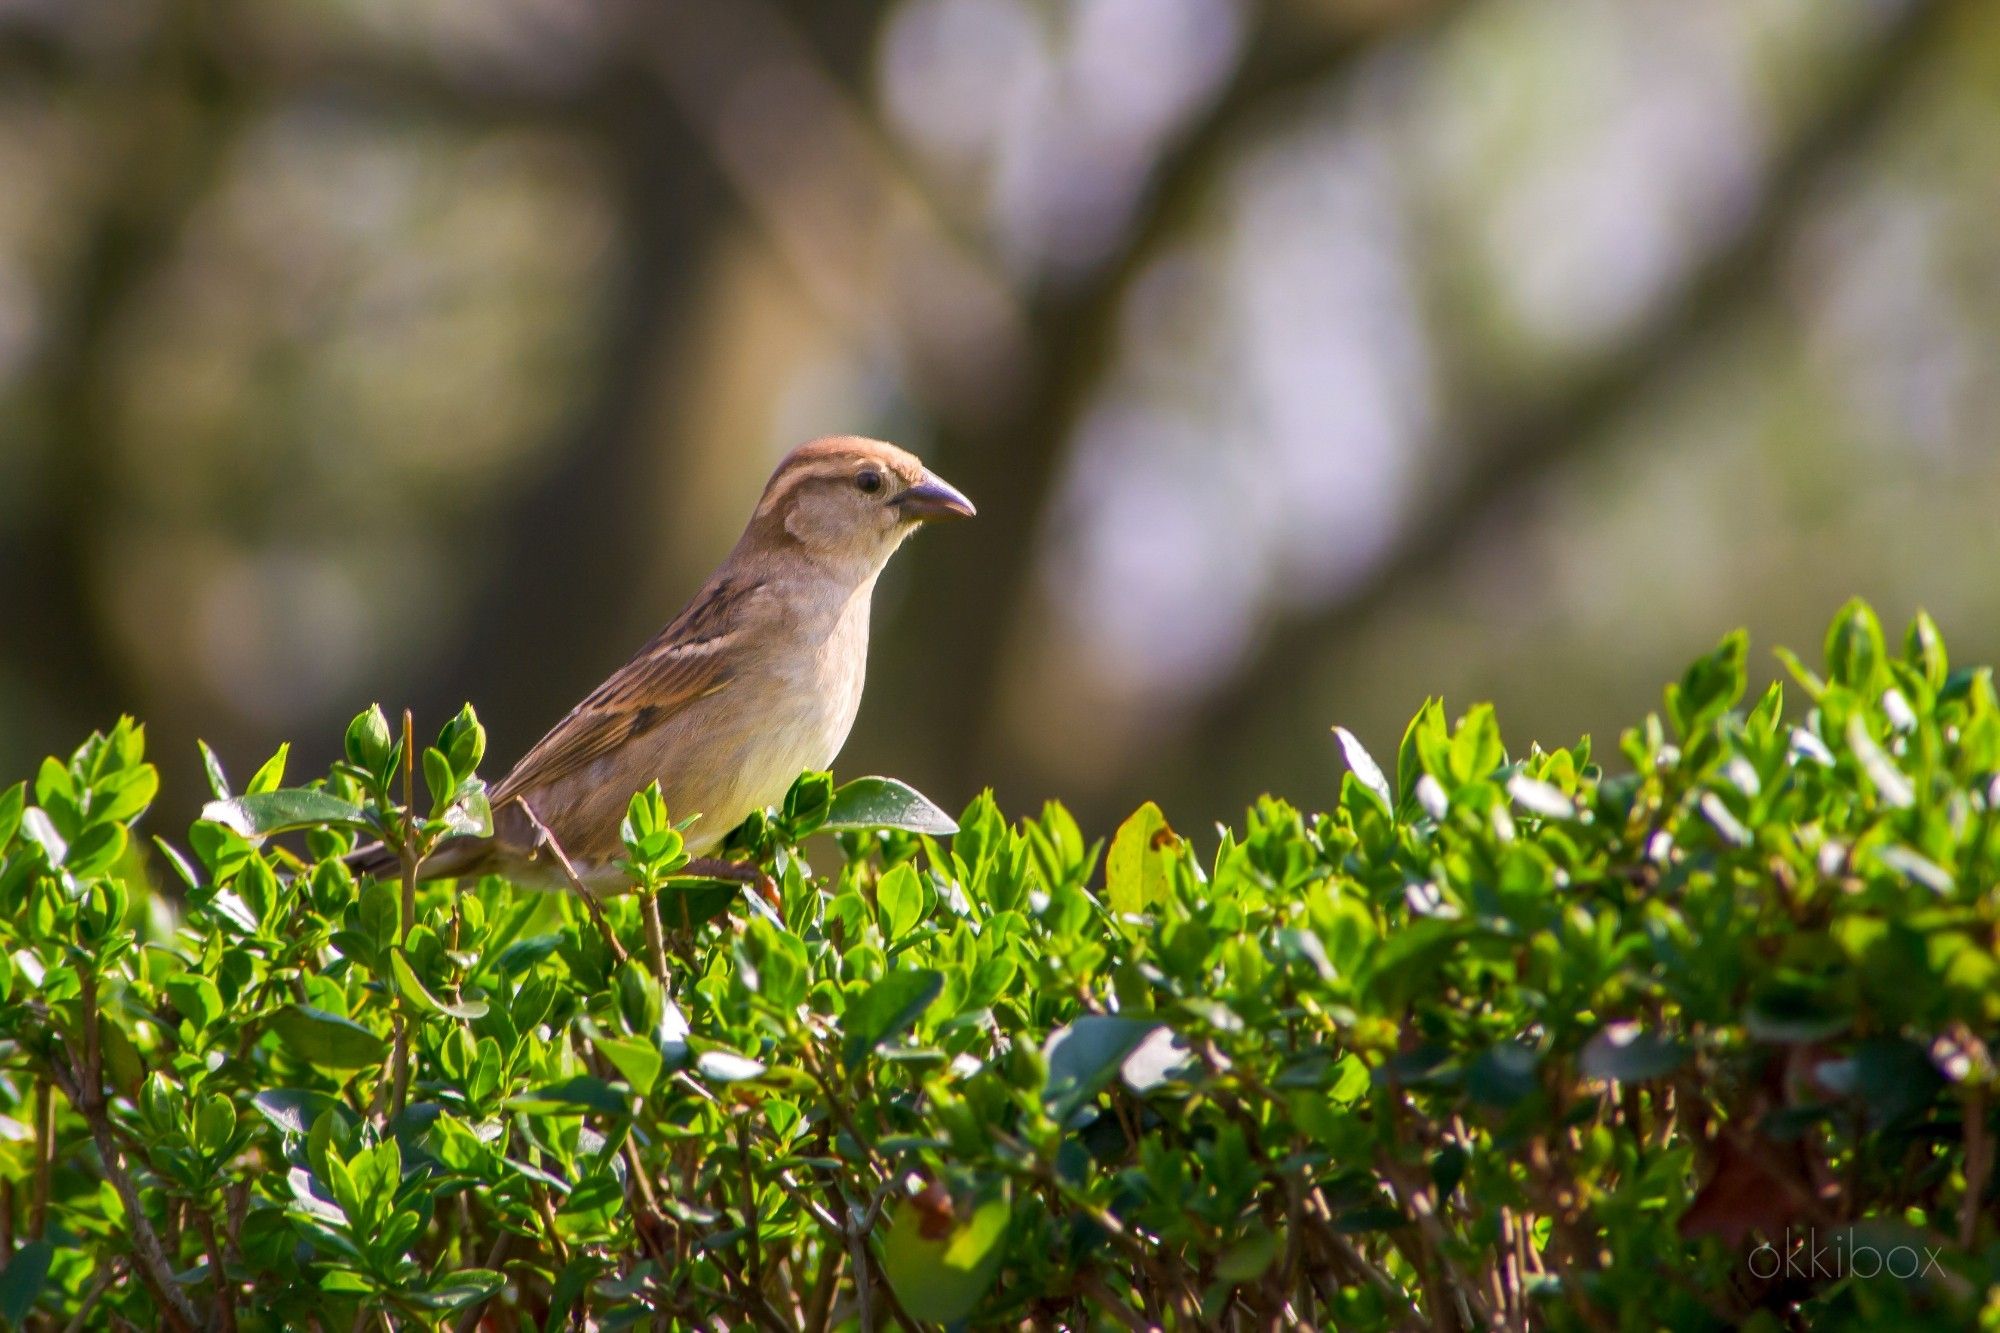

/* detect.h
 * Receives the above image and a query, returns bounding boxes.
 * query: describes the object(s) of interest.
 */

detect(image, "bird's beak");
[895,471,977,522]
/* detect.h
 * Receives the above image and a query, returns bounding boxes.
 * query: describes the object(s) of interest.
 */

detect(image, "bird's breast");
[693,592,872,839]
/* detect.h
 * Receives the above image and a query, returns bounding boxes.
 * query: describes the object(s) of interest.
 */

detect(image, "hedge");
[0,600,1995,1330]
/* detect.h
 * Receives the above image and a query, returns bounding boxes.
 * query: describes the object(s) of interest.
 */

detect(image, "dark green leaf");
[410,1269,505,1312]
[823,776,959,835]
[390,950,488,1019]
[842,968,944,1070]
[1043,1016,1160,1116]
[270,1005,389,1071]
[510,1077,629,1116]
[1579,1024,1687,1083]
[0,1240,53,1324]
[252,1089,342,1137]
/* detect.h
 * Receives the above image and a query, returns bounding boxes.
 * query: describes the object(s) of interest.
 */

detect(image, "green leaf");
[1333,728,1393,811]
[390,950,488,1019]
[197,741,232,800]
[202,789,372,839]
[1665,630,1747,738]
[781,771,835,836]
[1043,1016,1161,1117]
[1507,774,1575,820]
[1217,1226,1280,1282]
[1844,716,1914,809]
[246,743,289,795]
[1466,1043,1540,1107]
[842,968,944,1071]
[1397,698,1447,808]
[195,1094,237,1156]
[694,1050,766,1083]
[270,1005,389,1071]
[493,934,563,977]
[443,783,493,838]
[616,960,664,1036]
[541,1257,610,1332]
[0,1240,53,1324]
[423,747,455,817]
[595,1034,664,1095]
[18,808,66,865]
[345,705,394,773]
[91,764,159,824]
[1448,703,1505,786]
[1106,801,1175,916]
[408,1264,508,1304]
[1745,983,1850,1043]
[1815,1038,1943,1127]
[876,862,924,940]
[164,975,224,1032]
[1825,598,1886,691]
[823,776,959,835]
[251,1089,342,1137]
[881,1190,1010,1324]
[439,705,486,781]
[64,821,127,876]
[0,783,21,855]
[509,1077,629,1116]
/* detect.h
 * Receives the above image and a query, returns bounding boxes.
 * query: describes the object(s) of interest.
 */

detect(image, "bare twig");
[513,794,630,965]
[1962,1083,1990,1250]
[449,1232,512,1333]
[387,709,419,1123]
[193,1209,237,1333]
[63,976,203,1333]
[30,1079,52,1242]
[60,1258,127,1333]
[1077,1273,1159,1333]
[802,1240,843,1333]
[642,888,672,982]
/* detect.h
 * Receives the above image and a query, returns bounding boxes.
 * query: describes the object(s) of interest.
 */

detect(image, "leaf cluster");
[0,602,1995,1330]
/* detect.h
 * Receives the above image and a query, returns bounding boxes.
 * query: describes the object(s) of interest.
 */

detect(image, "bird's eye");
[856,469,883,495]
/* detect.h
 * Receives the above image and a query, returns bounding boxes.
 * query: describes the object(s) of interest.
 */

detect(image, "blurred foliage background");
[2,0,1997,837]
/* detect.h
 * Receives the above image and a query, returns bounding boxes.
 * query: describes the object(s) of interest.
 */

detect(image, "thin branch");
[60,1258,128,1333]
[1963,1083,1991,1250]
[387,708,419,1123]
[29,1079,51,1242]
[64,976,204,1333]
[512,794,631,965]
[449,1232,512,1333]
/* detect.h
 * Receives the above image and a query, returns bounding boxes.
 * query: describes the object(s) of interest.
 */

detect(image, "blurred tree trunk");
[411,61,732,772]
[3,0,244,781]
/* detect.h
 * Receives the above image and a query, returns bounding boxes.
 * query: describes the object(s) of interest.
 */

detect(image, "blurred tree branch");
[900,0,1465,799]
[1177,0,1963,788]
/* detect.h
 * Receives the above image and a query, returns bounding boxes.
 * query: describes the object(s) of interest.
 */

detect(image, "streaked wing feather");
[491,576,761,804]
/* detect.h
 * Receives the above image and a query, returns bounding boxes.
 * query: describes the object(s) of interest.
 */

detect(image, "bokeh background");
[2,0,1996,838]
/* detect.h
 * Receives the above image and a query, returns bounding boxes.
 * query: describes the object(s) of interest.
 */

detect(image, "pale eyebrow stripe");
[754,460,862,516]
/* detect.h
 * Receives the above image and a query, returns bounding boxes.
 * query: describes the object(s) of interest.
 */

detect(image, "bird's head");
[745,436,975,575]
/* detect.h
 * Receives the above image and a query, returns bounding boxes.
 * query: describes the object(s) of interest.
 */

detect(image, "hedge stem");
[64,974,203,1333]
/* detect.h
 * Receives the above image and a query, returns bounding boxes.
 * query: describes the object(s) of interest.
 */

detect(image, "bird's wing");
[491,575,765,807]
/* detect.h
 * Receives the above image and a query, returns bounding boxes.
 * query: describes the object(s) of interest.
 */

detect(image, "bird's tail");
[343,836,494,883]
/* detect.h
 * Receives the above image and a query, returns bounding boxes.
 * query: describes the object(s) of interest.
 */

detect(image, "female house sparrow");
[352,437,973,891]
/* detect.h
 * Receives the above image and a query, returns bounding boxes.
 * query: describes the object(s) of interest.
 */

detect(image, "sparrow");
[351,437,974,891]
